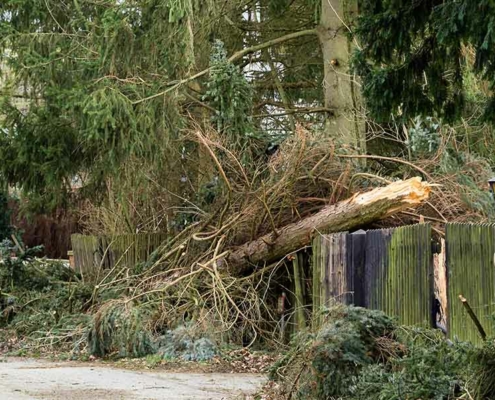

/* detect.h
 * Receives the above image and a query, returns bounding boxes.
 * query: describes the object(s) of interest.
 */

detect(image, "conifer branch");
[132,29,318,105]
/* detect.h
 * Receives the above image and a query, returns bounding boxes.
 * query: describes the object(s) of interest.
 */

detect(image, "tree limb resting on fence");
[223,177,431,274]
[459,295,487,341]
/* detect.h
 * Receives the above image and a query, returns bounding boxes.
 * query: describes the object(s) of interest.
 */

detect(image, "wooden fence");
[446,223,495,344]
[365,225,432,326]
[71,232,168,274]
[311,222,495,344]
[312,224,432,327]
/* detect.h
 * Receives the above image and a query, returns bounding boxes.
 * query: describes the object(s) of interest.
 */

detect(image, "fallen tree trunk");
[225,177,431,274]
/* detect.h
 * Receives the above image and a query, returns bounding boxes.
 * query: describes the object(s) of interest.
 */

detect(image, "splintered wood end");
[352,177,431,206]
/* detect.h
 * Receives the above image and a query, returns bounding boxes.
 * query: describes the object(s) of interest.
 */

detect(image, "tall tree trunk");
[318,0,365,151]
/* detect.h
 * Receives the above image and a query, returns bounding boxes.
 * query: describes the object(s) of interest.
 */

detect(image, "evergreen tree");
[353,1,495,124]
[0,0,364,207]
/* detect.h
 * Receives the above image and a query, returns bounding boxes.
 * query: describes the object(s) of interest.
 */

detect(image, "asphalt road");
[0,358,265,399]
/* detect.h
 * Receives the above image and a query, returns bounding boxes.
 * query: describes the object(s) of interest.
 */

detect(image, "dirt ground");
[0,358,265,399]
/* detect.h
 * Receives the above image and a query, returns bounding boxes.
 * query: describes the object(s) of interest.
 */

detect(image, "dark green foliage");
[470,339,495,399]
[0,235,92,348]
[0,0,187,206]
[271,305,396,399]
[0,239,44,290]
[350,329,468,400]
[270,304,495,400]
[353,0,495,123]
[302,307,395,398]
[0,237,79,293]
[204,40,257,150]
[9,304,90,340]
[0,190,11,241]
[0,106,86,208]
[0,0,328,212]
[87,300,155,358]
[407,116,441,158]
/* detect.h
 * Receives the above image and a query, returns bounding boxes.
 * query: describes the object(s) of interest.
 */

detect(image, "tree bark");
[318,0,365,151]
[225,177,431,273]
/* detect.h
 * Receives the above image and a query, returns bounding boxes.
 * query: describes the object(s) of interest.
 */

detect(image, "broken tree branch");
[459,295,487,341]
[223,177,431,274]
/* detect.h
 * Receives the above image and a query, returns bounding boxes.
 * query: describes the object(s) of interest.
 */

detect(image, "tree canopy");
[354,0,495,123]
[1,0,495,213]
[0,0,335,207]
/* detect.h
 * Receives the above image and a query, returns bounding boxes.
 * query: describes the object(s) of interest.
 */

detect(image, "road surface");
[0,358,265,399]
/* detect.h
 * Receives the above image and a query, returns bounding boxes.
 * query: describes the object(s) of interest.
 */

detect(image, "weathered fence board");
[364,224,432,326]
[313,232,351,309]
[349,230,367,308]
[71,234,99,273]
[446,223,495,344]
[71,232,168,273]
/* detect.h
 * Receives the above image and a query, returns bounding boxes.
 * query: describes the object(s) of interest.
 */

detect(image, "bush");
[350,329,467,400]
[87,300,155,358]
[270,305,481,400]
[470,340,495,399]
[271,305,396,399]
[156,325,218,362]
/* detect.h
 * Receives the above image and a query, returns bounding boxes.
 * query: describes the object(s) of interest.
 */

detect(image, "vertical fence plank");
[349,230,366,307]
[314,233,354,307]
[293,252,307,330]
[311,234,321,329]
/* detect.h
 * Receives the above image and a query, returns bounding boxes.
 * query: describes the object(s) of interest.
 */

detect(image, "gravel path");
[0,358,265,399]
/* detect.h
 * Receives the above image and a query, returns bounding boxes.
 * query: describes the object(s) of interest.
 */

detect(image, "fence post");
[312,235,321,330]
[293,252,307,331]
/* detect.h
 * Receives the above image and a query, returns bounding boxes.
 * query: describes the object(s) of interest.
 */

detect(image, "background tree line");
[1,0,495,233]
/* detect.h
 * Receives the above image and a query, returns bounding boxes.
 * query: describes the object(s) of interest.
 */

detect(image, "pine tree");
[353,1,495,124]
[0,0,365,206]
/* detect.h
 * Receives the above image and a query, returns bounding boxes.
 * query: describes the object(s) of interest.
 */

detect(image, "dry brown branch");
[76,122,495,347]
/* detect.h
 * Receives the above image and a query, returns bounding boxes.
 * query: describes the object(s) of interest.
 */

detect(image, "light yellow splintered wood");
[434,238,447,328]
[352,177,431,207]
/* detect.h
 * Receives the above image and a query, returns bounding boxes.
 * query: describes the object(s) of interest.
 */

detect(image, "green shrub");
[156,325,218,362]
[270,305,478,400]
[469,339,495,399]
[271,305,396,399]
[350,329,467,400]
[87,300,155,358]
